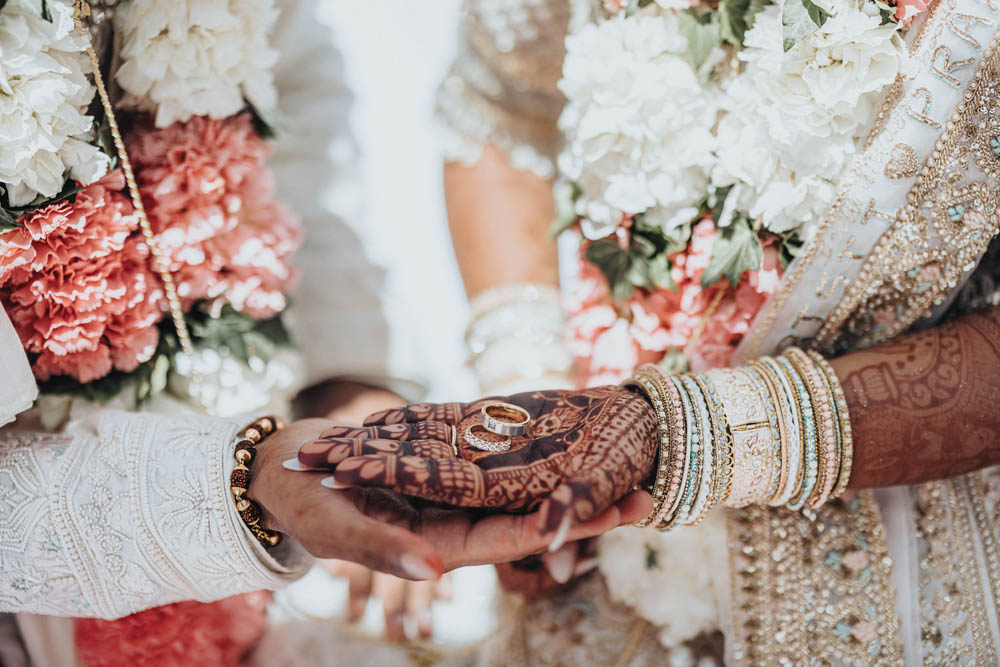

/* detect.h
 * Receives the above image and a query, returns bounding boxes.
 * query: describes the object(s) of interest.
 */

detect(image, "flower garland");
[0,1,297,663]
[561,0,929,648]
[0,0,299,406]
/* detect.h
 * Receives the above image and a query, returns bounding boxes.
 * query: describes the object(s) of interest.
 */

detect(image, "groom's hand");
[249,419,445,580]
[250,418,652,579]
[298,387,658,540]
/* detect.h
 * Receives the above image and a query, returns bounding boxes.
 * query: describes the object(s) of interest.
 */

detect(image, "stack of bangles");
[623,348,853,530]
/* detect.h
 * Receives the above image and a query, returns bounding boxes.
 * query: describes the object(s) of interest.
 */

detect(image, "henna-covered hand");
[298,386,658,539]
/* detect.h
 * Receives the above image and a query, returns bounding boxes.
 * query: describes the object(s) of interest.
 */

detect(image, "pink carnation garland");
[75,592,271,667]
[127,113,301,320]
[0,171,163,383]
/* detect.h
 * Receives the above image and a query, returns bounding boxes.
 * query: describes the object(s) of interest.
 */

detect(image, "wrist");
[246,418,333,535]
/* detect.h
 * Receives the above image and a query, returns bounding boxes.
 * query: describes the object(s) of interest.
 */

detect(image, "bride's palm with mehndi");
[297,387,656,536]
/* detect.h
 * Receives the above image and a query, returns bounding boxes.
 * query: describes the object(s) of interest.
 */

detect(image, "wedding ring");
[449,424,459,457]
[464,424,512,452]
[481,402,530,437]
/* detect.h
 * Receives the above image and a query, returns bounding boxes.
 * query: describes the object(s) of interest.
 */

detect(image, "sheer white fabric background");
[269,3,501,653]
[324,1,475,404]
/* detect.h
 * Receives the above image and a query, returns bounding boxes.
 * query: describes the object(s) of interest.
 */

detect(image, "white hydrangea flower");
[712,0,909,234]
[0,0,109,206]
[114,0,280,128]
[557,11,722,240]
[598,510,726,647]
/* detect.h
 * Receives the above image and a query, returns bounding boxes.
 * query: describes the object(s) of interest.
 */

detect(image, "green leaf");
[585,240,633,301]
[781,0,831,52]
[0,176,84,231]
[645,544,659,569]
[549,181,580,238]
[243,99,276,140]
[718,0,752,45]
[678,10,721,69]
[647,253,677,291]
[0,208,17,234]
[95,113,119,170]
[702,217,763,288]
[40,0,50,21]
[779,233,804,270]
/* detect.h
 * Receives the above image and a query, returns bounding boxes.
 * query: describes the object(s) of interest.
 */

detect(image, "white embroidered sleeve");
[0,410,308,620]
[437,0,571,179]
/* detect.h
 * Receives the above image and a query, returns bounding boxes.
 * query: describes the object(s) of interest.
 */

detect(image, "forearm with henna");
[833,305,1000,489]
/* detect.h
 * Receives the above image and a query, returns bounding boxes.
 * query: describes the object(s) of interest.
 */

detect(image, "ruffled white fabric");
[113,0,280,127]
[0,0,109,206]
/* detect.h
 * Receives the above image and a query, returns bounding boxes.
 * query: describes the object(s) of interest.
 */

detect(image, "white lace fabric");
[0,411,308,619]
[436,0,570,179]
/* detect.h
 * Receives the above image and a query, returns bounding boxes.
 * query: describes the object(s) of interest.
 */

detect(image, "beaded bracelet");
[230,416,284,548]
[808,351,854,499]
[776,355,819,511]
[680,375,716,526]
[623,369,674,527]
[659,376,701,529]
[786,348,838,509]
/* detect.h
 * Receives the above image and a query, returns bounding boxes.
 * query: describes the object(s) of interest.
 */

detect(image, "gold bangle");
[230,416,285,548]
[808,351,854,499]
[748,360,789,505]
[785,349,837,509]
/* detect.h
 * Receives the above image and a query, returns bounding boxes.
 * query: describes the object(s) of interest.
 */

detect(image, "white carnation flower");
[0,0,109,206]
[598,510,726,646]
[558,11,722,240]
[712,0,909,234]
[114,0,280,127]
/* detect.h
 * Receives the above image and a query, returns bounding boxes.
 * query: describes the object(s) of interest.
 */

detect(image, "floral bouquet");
[559,0,927,386]
[0,1,299,664]
[0,0,299,410]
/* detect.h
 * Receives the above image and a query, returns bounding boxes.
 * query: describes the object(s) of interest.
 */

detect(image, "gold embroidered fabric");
[914,469,1000,665]
[436,0,570,178]
[727,495,903,666]
[728,2,1000,664]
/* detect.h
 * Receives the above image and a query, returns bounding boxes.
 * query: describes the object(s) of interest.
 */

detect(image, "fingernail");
[399,554,440,581]
[320,476,351,489]
[547,515,572,553]
[283,458,322,472]
[573,557,599,577]
[546,549,575,584]
[417,609,434,637]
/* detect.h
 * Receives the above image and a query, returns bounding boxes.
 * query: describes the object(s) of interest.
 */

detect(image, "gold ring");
[481,402,530,437]
[449,424,459,457]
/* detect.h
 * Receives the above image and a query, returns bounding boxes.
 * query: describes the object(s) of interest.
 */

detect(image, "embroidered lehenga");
[439,0,1000,663]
